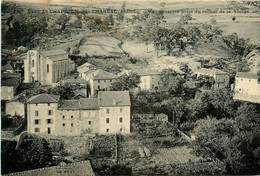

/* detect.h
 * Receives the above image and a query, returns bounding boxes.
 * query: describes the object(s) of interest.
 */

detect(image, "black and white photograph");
[1,0,260,175]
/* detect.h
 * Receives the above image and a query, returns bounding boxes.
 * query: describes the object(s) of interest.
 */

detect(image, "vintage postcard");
[1,0,260,175]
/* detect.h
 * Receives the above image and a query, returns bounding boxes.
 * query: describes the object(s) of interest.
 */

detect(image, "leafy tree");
[192,115,260,174]
[190,89,234,119]
[160,69,185,95]
[55,13,70,30]
[2,138,53,174]
[49,83,75,100]
[222,32,253,56]
[109,73,140,91]
[178,13,193,25]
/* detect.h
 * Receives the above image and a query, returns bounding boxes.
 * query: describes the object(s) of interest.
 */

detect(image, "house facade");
[80,69,118,96]
[24,49,75,86]
[27,91,131,136]
[129,68,161,91]
[194,68,230,89]
[5,93,27,117]
[234,72,260,103]
[1,73,21,101]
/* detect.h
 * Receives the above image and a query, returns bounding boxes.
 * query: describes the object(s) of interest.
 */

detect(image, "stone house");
[234,72,260,103]
[194,68,230,89]
[1,73,21,101]
[81,69,118,96]
[26,91,131,136]
[5,93,27,118]
[129,68,161,91]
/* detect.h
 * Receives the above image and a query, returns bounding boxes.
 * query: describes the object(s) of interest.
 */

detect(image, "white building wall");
[27,103,58,135]
[80,110,99,134]
[6,101,25,117]
[98,106,130,134]
[1,86,14,100]
[56,110,81,136]
[235,77,260,96]
[139,76,151,90]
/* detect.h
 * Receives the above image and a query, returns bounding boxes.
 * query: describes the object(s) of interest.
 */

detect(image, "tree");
[192,116,260,174]
[160,69,185,95]
[55,13,70,30]
[178,13,193,25]
[49,83,75,100]
[2,138,53,174]
[109,73,140,91]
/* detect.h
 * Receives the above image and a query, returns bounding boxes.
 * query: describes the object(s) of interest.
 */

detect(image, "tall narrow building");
[24,49,75,86]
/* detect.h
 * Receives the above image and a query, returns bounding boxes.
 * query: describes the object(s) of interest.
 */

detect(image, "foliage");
[3,18,48,48]
[160,69,185,95]
[2,115,24,129]
[2,138,53,174]
[192,111,260,175]
[55,13,70,30]
[110,73,140,91]
[103,64,122,74]
[223,32,253,56]
[48,83,78,100]
[196,75,215,89]
[84,15,110,32]
[189,89,234,119]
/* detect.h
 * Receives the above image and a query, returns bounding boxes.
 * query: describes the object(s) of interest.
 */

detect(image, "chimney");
[113,99,116,105]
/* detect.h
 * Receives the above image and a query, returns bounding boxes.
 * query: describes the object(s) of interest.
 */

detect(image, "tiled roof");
[3,160,95,176]
[2,63,14,70]
[1,73,21,87]
[98,91,131,107]
[86,69,118,80]
[27,94,60,104]
[59,100,80,110]
[131,68,161,76]
[195,68,227,75]
[40,49,70,62]
[236,72,258,79]
[40,49,68,57]
[80,98,99,110]
[6,93,27,104]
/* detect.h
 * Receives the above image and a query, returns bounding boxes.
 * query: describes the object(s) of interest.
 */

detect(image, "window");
[241,79,243,81]
[62,123,65,127]
[120,117,123,123]
[89,121,91,125]
[98,85,100,90]
[36,104,38,106]
[106,109,109,114]
[47,127,51,134]
[48,103,50,106]
[62,115,65,119]
[120,108,123,113]
[249,79,251,82]
[35,110,39,116]
[98,80,100,83]
[110,79,112,82]
[48,110,53,116]
[106,118,109,124]
[32,60,35,67]
[71,123,73,127]
[104,80,106,83]
[47,64,49,72]
[34,119,40,125]
[120,128,122,132]
[46,119,52,124]
[106,129,109,132]
[34,128,40,132]
[71,116,73,119]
